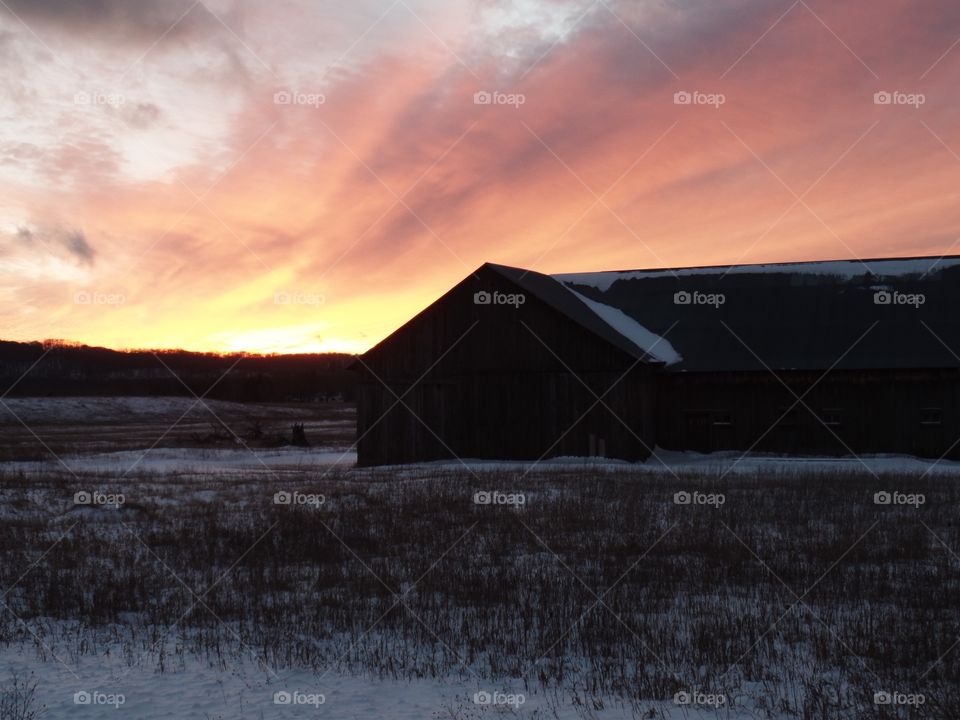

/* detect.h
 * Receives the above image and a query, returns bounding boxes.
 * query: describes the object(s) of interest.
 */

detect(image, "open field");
[0,397,354,462]
[0,400,960,719]
[0,400,958,719]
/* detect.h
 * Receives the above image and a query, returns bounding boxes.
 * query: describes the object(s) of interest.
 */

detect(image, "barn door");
[684,411,711,452]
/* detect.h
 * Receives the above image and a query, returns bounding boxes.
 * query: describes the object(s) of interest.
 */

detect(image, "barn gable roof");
[485,263,678,365]
[493,256,960,372]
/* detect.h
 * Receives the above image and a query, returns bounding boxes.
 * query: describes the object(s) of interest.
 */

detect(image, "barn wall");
[355,266,657,465]
[458,368,654,461]
[357,262,960,465]
[655,369,960,459]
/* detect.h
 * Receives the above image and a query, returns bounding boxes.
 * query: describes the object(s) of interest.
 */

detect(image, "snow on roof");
[542,254,960,372]
[554,256,960,292]
[565,288,682,365]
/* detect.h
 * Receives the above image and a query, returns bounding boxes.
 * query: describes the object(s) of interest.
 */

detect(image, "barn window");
[921,407,942,426]
[712,412,733,426]
[822,409,842,427]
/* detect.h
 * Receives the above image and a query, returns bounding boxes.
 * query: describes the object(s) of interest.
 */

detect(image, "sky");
[1,0,959,354]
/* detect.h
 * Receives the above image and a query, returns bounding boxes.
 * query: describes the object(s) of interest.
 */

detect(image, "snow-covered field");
[0,396,355,463]
[5,446,357,475]
[1,397,958,719]
[8,442,960,479]
[375,447,960,478]
[0,648,753,720]
[0,396,291,424]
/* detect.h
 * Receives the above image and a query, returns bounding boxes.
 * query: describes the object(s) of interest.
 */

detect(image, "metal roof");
[489,256,960,372]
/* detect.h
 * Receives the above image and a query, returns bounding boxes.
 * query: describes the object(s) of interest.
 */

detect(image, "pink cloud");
[2,0,960,351]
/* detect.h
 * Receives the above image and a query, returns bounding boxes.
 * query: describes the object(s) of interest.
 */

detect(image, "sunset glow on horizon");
[2,0,960,354]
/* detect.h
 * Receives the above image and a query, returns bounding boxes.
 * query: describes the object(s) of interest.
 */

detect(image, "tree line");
[0,340,357,402]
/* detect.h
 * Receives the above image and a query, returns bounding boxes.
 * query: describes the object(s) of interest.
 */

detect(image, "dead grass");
[0,462,957,718]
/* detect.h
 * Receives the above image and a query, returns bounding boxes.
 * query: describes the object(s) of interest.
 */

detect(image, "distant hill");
[0,340,357,402]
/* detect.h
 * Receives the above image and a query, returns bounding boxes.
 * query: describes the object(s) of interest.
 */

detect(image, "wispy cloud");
[1,0,959,351]
[13,224,96,265]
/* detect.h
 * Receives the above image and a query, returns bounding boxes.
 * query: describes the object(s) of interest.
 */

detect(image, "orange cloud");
[2,0,959,352]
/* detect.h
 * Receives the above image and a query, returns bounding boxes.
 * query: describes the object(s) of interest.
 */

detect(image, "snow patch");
[4,446,356,474]
[368,451,960,476]
[0,647,766,720]
[555,257,960,292]
[566,288,682,365]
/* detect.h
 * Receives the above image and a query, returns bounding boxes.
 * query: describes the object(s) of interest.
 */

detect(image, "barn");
[354,256,960,466]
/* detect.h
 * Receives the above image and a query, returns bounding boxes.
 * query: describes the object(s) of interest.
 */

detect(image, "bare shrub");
[0,464,957,718]
[0,671,43,720]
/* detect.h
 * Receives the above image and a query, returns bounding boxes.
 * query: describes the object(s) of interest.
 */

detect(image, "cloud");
[0,135,122,187]
[0,0,222,45]
[4,0,960,352]
[63,229,96,263]
[124,102,163,129]
[14,224,96,265]
[0,28,15,58]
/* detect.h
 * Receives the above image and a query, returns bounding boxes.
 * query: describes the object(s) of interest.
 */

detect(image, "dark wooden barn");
[354,256,960,465]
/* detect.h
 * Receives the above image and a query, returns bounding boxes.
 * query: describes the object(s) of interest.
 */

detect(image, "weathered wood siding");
[655,369,960,459]
[355,266,657,465]
[356,263,960,465]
